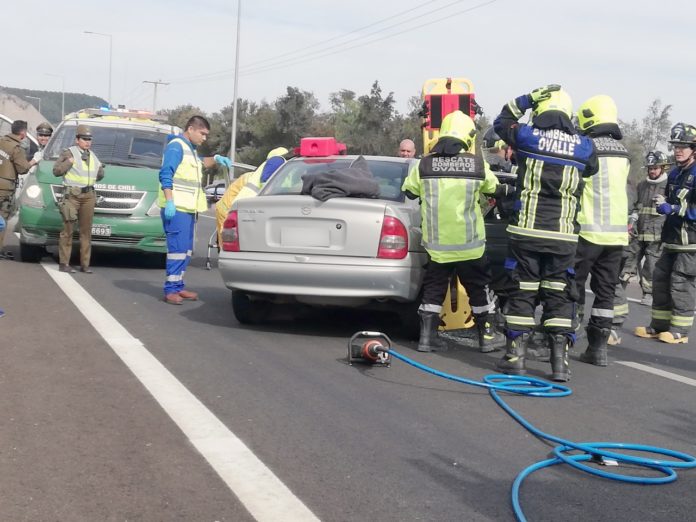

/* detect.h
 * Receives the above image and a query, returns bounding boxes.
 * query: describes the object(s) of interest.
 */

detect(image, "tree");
[274,87,319,145]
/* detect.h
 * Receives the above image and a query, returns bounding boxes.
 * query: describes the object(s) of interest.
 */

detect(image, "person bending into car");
[402,110,500,353]
[158,115,233,305]
[53,125,104,273]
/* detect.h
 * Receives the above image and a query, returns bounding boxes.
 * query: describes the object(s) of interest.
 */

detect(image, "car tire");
[231,290,270,325]
[19,242,45,263]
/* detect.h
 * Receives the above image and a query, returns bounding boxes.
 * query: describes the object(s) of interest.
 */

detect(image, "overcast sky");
[5,0,694,127]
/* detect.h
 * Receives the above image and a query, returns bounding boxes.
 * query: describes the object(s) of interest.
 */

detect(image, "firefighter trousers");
[574,238,623,329]
[650,250,696,336]
[503,242,577,335]
[622,238,662,296]
[419,255,493,317]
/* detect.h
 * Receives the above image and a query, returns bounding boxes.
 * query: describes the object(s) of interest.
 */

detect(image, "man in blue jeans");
[159,115,233,305]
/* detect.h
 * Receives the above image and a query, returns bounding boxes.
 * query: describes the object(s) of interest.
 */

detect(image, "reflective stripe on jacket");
[577,136,631,245]
[64,146,102,188]
[402,152,497,263]
[157,137,206,213]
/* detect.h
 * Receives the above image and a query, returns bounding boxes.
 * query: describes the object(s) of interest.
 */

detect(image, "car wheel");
[231,290,270,325]
[19,242,45,263]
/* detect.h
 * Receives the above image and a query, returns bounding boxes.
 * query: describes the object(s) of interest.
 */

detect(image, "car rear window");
[262,158,410,201]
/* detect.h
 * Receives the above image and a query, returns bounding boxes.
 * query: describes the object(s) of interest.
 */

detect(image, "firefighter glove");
[529,84,561,106]
[656,202,679,215]
[164,199,176,221]
[214,154,233,169]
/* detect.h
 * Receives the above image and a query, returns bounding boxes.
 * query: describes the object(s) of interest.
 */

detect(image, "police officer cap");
[36,122,53,135]
[76,124,92,138]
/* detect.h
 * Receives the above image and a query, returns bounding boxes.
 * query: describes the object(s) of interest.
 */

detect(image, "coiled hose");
[385,348,696,522]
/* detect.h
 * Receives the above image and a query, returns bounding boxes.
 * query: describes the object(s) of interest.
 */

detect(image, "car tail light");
[377,215,408,259]
[221,210,240,252]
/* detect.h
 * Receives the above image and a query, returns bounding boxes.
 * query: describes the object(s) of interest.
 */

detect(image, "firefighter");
[635,123,696,344]
[233,147,289,202]
[493,85,598,382]
[611,151,671,345]
[573,95,631,366]
[402,110,500,353]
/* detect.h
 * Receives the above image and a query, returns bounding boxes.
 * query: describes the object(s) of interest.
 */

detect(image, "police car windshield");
[44,125,168,169]
[262,158,410,202]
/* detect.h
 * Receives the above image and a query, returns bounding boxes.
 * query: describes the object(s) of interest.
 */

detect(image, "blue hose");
[386,348,696,522]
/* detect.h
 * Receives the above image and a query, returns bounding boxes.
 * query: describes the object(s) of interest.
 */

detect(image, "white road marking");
[42,262,319,522]
[616,361,696,388]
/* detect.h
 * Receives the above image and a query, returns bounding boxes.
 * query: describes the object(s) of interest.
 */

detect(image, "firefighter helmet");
[668,122,696,146]
[577,95,618,132]
[644,151,670,167]
[533,89,573,119]
[439,110,476,151]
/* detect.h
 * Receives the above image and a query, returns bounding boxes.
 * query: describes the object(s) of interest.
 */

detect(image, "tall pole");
[84,31,113,108]
[229,0,242,162]
[25,95,41,114]
[143,80,169,113]
[46,73,65,119]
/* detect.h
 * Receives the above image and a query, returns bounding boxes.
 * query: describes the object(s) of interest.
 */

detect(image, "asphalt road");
[1,211,695,522]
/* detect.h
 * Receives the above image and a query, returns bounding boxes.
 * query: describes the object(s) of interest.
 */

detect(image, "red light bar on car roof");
[295,137,347,157]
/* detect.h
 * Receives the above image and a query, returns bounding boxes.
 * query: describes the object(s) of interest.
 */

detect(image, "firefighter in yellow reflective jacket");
[215,147,288,247]
[572,95,631,367]
[402,110,500,353]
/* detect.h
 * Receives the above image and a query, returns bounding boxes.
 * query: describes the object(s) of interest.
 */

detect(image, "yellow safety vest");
[64,146,101,188]
[158,137,207,213]
[577,153,630,246]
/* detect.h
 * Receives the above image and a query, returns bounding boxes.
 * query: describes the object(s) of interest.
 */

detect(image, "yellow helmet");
[577,95,618,132]
[438,110,477,151]
[533,89,573,118]
[266,146,288,159]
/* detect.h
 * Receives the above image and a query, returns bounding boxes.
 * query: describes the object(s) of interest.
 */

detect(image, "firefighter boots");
[475,314,497,353]
[496,332,530,375]
[548,333,571,382]
[417,311,447,352]
[580,325,609,366]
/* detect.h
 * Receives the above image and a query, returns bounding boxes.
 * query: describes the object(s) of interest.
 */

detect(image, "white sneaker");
[640,294,653,306]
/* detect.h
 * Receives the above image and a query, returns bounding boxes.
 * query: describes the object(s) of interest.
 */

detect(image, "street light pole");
[84,31,113,108]
[229,0,242,162]
[46,73,65,119]
[25,95,41,115]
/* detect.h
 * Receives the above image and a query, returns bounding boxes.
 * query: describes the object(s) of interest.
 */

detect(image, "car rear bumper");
[218,252,426,302]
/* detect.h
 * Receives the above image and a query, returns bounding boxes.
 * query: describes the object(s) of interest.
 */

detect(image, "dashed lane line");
[41,262,319,522]
[615,361,696,388]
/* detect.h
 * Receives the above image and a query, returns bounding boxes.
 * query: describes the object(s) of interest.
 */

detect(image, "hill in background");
[0,86,107,124]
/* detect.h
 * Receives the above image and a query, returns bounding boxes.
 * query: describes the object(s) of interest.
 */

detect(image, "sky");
[5,0,695,128]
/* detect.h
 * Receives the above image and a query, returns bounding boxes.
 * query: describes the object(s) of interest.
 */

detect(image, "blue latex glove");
[656,202,679,215]
[0,215,5,232]
[214,154,233,169]
[164,200,176,220]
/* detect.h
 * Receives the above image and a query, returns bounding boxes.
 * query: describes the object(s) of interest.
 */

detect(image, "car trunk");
[235,196,392,258]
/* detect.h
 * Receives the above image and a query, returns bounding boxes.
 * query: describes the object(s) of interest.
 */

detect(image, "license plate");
[91,224,112,237]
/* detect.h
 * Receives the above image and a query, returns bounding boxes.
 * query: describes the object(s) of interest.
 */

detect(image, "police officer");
[0,120,40,259]
[402,110,500,353]
[493,85,598,382]
[34,122,53,158]
[635,123,696,344]
[573,95,631,367]
[52,124,104,273]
